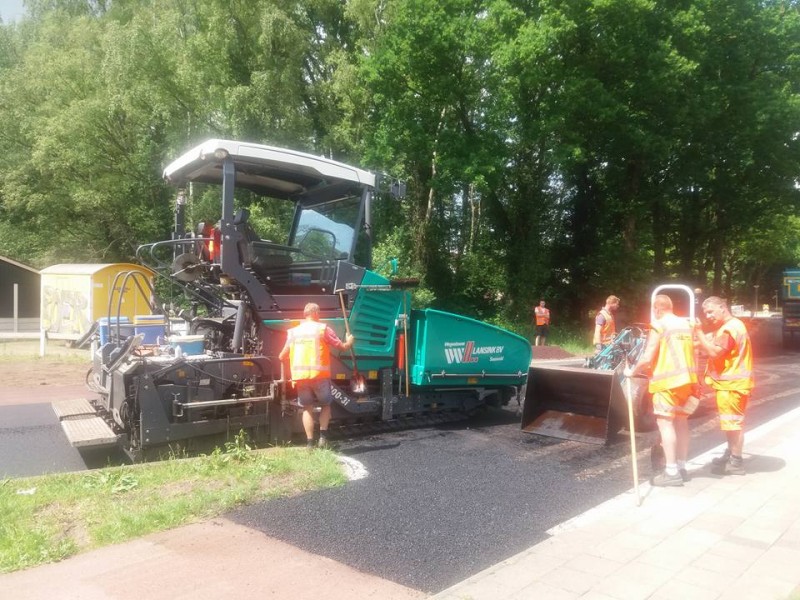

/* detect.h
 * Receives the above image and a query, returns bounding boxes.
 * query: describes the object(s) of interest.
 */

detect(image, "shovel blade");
[521,365,649,445]
[350,374,367,395]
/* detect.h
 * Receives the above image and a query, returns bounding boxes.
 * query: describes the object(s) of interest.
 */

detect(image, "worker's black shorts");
[535,324,549,337]
[296,379,333,407]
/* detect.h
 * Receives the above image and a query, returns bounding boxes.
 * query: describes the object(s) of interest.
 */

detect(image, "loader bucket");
[521,364,649,445]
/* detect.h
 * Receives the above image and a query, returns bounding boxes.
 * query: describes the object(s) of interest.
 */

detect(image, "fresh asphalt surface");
[3,319,798,594]
[0,403,129,478]
[231,411,637,593]
[0,403,87,477]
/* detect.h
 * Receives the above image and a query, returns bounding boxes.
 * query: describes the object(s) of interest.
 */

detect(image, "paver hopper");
[521,326,651,444]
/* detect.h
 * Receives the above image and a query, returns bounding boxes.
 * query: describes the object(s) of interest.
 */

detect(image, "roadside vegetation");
[545,328,593,357]
[2,1,798,330]
[0,434,346,574]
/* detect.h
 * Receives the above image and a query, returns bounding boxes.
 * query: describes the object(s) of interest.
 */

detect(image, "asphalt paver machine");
[56,140,531,459]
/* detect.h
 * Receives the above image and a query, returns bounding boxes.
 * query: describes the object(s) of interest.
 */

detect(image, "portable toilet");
[40,264,156,340]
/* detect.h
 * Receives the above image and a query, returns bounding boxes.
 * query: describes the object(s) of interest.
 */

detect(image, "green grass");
[547,328,593,356]
[0,436,346,574]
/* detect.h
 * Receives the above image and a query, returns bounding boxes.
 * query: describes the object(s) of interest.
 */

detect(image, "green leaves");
[0,0,798,323]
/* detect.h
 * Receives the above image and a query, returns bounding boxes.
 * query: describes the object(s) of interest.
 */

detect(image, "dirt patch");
[0,359,87,388]
[0,340,89,387]
[531,345,578,360]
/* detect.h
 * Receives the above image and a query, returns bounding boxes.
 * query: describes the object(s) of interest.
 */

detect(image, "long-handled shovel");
[624,367,641,507]
[338,291,366,394]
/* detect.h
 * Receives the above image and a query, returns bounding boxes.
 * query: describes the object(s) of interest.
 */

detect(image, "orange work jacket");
[534,306,550,326]
[648,313,697,393]
[704,317,754,391]
[287,320,331,381]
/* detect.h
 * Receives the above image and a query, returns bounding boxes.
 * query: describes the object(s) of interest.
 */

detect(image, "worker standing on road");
[593,295,620,352]
[693,296,754,475]
[533,300,551,347]
[279,302,354,449]
[624,294,699,487]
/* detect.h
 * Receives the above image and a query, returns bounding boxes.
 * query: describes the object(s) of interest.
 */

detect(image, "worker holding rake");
[624,294,700,487]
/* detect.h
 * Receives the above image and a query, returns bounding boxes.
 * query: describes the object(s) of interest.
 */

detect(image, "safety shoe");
[652,471,684,487]
[723,457,745,476]
[679,468,690,483]
[710,449,731,467]
[305,439,315,450]
[317,435,329,449]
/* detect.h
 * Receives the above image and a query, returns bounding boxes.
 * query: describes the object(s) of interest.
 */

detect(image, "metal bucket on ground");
[521,326,652,445]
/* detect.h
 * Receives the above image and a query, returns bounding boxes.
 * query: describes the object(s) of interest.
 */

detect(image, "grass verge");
[0,435,346,574]
[548,328,593,356]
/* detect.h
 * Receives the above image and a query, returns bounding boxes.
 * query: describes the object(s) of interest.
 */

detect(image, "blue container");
[168,335,205,355]
[98,317,130,345]
[134,324,166,344]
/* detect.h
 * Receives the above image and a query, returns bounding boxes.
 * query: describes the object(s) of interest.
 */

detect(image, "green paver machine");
[56,140,530,458]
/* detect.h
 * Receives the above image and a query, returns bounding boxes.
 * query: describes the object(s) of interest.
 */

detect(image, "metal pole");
[13,283,18,333]
[625,374,641,506]
[404,292,409,398]
[754,284,759,313]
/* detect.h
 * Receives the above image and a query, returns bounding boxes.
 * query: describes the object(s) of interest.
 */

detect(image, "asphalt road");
[0,403,87,478]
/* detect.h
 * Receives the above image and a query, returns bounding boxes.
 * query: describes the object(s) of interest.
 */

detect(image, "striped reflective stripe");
[292,365,330,373]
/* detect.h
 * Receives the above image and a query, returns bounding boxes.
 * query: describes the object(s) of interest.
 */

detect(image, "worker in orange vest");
[533,300,551,346]
[625,294,699,487]
[279,302,354,448]
[592,295,620,352]
[693,296,754,475]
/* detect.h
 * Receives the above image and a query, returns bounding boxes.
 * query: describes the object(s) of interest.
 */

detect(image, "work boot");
[723,456,745,476]
[651,471,684,487]
[305,439,315,450]
[317,433,329,449]
[710,448,731,467]
[679,468,690,483]
[710,449,733,474]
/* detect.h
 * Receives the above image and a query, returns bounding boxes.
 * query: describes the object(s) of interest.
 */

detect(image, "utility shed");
[0,255,41,328]
[40,263,155,340]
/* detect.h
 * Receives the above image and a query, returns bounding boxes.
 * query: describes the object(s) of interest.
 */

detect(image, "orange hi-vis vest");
[287,320,331,381]
[705,317,754,392]
[599,308,615,344]
[648,313,697,394]
[535,306,550,326]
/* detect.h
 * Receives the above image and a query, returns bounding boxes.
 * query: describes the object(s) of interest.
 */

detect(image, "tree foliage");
[1,0,799,329]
